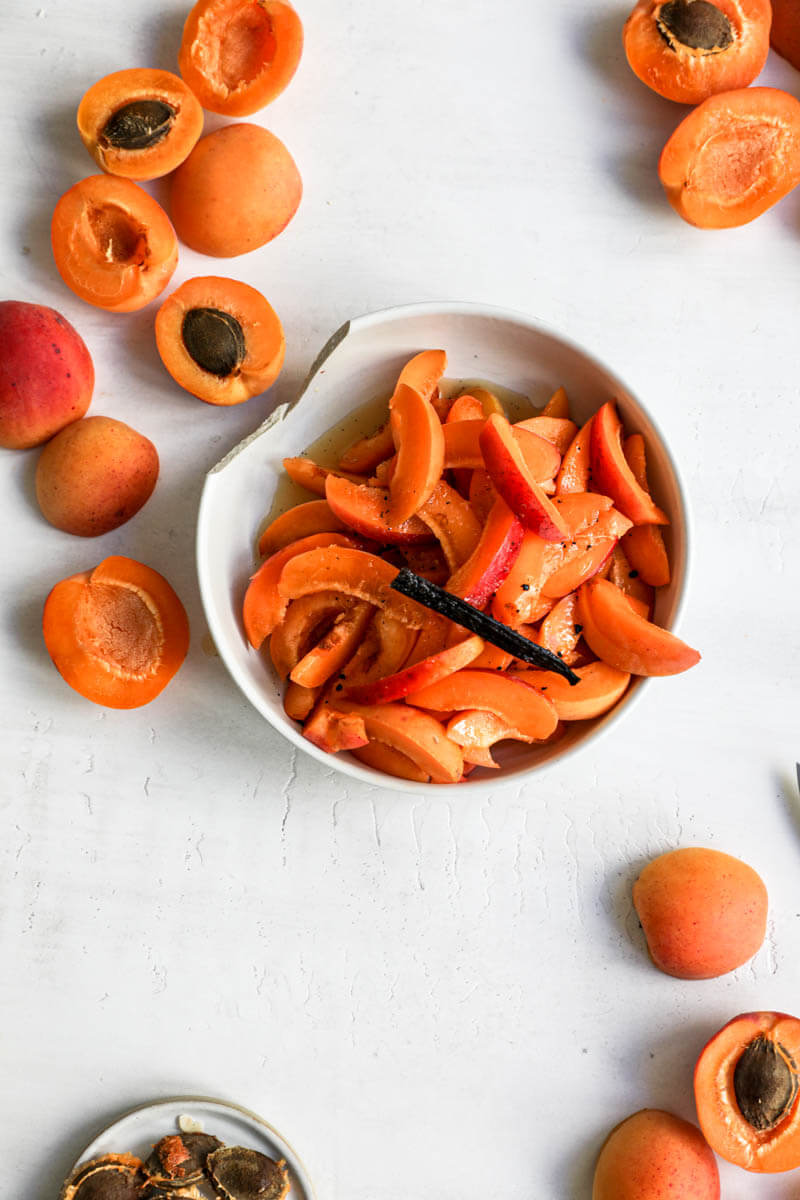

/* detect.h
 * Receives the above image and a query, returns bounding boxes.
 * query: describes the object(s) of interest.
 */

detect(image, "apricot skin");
[594,1109,720,1200]
[0,301,94,450]
[633,847,768,980]
[169,123,301,256]
[36,416,158,536]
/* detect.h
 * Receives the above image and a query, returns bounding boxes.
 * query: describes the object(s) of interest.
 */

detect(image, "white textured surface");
[1,0,799,1196]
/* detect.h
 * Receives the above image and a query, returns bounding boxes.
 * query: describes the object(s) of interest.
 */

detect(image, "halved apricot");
[155,276,284,406]
[633,847,767,979]
[77,68,204,181]
[179,0,303,117]
[695,1012,800,1171]
[43,556,189,708]
[623,0,771,105]
[169,123,301,256]
[659,87,800,229]
[51,175,177,312]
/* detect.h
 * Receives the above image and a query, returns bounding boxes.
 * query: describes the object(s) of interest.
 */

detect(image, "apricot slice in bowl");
[155,276,284,406]
[659,88,800,229]
[623,0,771,105]
[633,847,767,979]
[593,1108,719,1199]
[179,0,304,117]
[695,1012,800,1171]
[77,68,204,181]
[51,175,178,312]
[43,556,189,708]
[169,123,301,257]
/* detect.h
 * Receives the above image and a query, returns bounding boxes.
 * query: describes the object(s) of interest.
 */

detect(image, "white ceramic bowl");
[197,301,691,793]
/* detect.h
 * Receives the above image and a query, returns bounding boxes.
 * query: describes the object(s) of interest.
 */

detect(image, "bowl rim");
[196,299,693,794]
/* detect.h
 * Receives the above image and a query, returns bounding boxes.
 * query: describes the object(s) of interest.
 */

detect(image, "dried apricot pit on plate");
[155,276,284,404]
[169,123,302,256]
[60,1153,145,1200]
[207,1146,290,1200]
[179,0,304,117]
[633,847,767,978]
[593,1108,720,1199]
[77,68,204,180]
[36,415,159,536]
[695,1012,800,1171]
[144,1132,223,1190]
[43,556,189,708]
[623,0,770,104]
[0,300,94,449]
[659,87,800,229]
[51,174,178,311]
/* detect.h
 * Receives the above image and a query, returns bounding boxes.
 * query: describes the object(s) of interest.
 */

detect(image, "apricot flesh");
[36,415,159,536]
[0,300,95,449]
[633,847,767,979]
[593,1109,720,1199]
[169,123,302,256]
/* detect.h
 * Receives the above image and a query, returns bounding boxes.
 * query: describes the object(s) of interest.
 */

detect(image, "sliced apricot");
[621,434,670,588]
[417,479,482,571]
[624,0,770,105]
[290,602,374,688]
[536,592,583,664]
[284,679,319,720]
[556,414,593,494]
[338,422,395,474]
[325,475,433,544]
[446,709,535,752]
[267,589,362,677]
[42,556,189,708]
[607,543,655,615]
[77,68,203,181]
[541,385,570,419]
[170,123,301,256]
[541,501,631,599]
[695,1012,800,1171]
[277,545,431,628]
[179,0,303,116]
[51,175,177,312]
[330,700,463,783]
[469,468,497,523]
[633,847,768,979]
[514,415,577,456]
[491,529,549,627]
[407,669,559,741]
[516,661,630,721]
[388,382,445,523]
[480,413,569,540]
[770,0,800,72]
[353,739,431,784]
[578,576,700,676]
[591,403,668,525]
[446,497,524,608]
[394,349,447,402]
[257,499,345,557]
[347,634,484,705]
[242,532,358,649]
[155,276,284,406]
[659,87,800,229]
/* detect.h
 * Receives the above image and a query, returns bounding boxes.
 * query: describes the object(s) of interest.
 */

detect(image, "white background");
[1,0,799,1196]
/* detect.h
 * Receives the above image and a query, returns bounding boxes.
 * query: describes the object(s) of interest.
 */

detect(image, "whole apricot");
[593,1109,719,1200]
[169,123,301,256]
[36,415,158,536]
[0,301,94,449]
[633,847,767,980]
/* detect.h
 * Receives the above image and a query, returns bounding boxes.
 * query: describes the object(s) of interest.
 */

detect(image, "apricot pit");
[155,277,285,404]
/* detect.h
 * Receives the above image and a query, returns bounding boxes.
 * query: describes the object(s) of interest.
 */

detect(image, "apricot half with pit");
[43,556,189,708]
[593,1108,719,1199]
[155,276,284,404]
[77,68,204,180]
[0,300,94,449]
[633,847,767,979]
[695,1011,800,1171]
[169,123,301,256]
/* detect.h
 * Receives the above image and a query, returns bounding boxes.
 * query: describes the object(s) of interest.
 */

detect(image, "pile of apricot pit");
[241,348,700,783]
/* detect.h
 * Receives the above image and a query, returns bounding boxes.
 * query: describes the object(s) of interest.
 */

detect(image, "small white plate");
[64,1096,314,1198]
